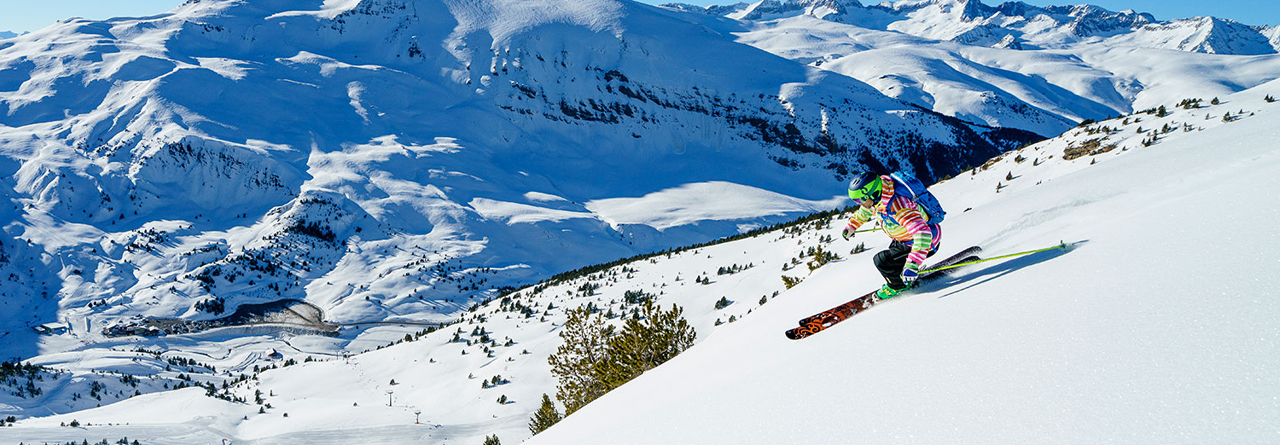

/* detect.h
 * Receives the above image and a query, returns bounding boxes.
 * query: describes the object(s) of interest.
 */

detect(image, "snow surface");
[5,55,1280,445]
[524,75,1280,445]
[0,0,1012,347]
[584,181,843,230]
[0,0,950,365]
[729,9,1280,136]
[3,1,1280,444]
[0,0,1013,441]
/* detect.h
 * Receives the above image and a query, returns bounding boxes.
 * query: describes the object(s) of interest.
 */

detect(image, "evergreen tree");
[781,275,802,289]
[483,434,501,445]
[528,393,562,435]
[547,305,613,415]
[549,302,696,416]
[597,300,696,391]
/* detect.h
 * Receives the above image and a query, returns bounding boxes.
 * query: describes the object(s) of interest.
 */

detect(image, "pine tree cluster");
[545,301,696,419]
[805,245,839,271]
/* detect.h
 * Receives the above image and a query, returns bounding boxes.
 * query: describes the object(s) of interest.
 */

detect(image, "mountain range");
[667,0,1280,54]
[0,0,1031,360]
[5,67,1279,445]
[1,0,1279,443]
[664,0,1280,136]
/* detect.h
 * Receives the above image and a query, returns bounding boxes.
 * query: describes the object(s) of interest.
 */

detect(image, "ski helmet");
[847,173,882,202]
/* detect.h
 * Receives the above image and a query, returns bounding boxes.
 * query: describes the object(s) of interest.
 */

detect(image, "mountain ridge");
[0,0,1031,361]
[6,75,1279,445]
[665,0,1279,54]
[665,0,1280,138]
[2,1,1278,443]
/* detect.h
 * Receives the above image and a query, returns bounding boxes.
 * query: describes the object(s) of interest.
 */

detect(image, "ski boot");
[874,283,905,299]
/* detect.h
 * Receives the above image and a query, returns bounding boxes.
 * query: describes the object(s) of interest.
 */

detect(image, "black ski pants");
[873,240,936,290]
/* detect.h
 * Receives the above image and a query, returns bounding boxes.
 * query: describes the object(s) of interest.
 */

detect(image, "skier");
[841,172,942,299]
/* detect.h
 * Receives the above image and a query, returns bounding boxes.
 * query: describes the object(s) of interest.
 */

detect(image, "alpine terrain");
[1,0,1278,444]
[671,0,1280,137]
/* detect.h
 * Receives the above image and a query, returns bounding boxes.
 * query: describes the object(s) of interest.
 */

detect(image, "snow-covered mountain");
[4,0,1280,443]
[4,65,1278,445]
[665,0,1280,138]
[0,31,21,40]
[522,78,1280,445]
[0,0,1038,389]
[670,0,1280,54]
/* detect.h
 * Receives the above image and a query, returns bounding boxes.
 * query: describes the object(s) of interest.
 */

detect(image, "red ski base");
[785,291,878,340]
[784,246,982,340]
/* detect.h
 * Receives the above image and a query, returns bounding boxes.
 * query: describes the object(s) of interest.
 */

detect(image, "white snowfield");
[2,0,1280,444]
[1,0,994,356]
[727,3,1280,137]
[741,15,1280,127]
[524,81,1280,445]
[6,62,1280,445]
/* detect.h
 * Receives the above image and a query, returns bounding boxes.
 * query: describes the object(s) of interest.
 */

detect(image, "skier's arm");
[847,205,874,229]
[842,206,875,240]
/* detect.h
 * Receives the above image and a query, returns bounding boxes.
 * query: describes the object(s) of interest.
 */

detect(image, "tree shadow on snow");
[924,240,1088,299]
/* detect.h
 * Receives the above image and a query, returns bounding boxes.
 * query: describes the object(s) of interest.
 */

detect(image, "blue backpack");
[888,172,946,225]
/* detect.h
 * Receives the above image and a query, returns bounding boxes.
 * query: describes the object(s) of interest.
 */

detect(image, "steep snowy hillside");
[5,75,1278,445]
[523,70,1280,445]
[669,0,1280,138]
[0,0,1039,363]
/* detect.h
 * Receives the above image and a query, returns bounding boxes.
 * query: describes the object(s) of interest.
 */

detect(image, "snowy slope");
[1124,17,1279,55]
[672,0,1280,137]
[4,1,1279,443]
[0,0,1039,368]
[679,0,1280,55]
[522,73,1280,443]
[6,68,1279,445]
[0,0,1044,441]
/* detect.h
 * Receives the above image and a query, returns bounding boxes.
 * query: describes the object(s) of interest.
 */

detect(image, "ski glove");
[842,223,858,241]
[901,269,919,288]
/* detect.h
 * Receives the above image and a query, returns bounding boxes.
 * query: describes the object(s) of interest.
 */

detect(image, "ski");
[794,245,980,327]
[785,291,877,340]
[785,246,982,340]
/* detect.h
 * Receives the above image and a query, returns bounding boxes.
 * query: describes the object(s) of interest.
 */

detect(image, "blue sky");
[1,0,1278,33]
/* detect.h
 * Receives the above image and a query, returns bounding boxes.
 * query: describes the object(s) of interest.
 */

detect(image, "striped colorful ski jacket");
[848,175,942,275]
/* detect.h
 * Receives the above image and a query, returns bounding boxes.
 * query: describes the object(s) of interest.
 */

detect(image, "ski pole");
[922,241,1069,275]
